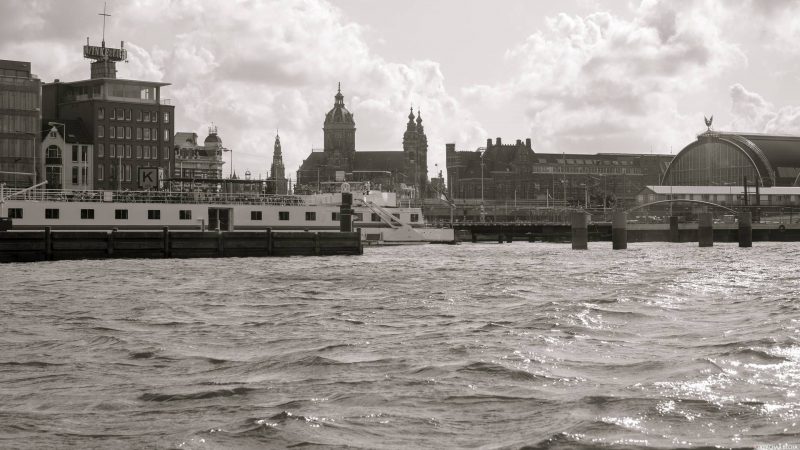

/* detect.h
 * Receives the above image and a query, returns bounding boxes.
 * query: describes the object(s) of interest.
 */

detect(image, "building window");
[151,112,157,123]
[80,209,95,220]
[126,127,132,139]
[371,213,379,222]
[143,128,150,141]
[136,110,142,121]
[331,212,338,221]
[163,146,169,159]
[143,146,150,159]
[110,108,116,120]
[72,145,78,162]
[150,146,157,159]
[98,143,104,157]
[179,210,192,220]
[125,145,131,158]
[411,213,419,222]
[115,209,128,220]
[163,112,170,123]
[8,208,22,219]
[110,126,115,139]
[136,145,142,158]
[72,166,79,184]
[147,209,160,220]
[98,107,104,119]
[125,165,131,181]
[151,128,157,141]
[279,211,289,221]
[45,208,59,219]
[81,146,88,162]
[117,126,123,139]
[110,144,116,158]
[136,127,142,140]
[164,129,169,142]
[125,109,131,120]
[305,211,316,221]
[98,164,103,180]
[97,125,104,138]
[251,211,262,221]
[354,213,363,221]
[116,108,123,120]
[143,111,150,122]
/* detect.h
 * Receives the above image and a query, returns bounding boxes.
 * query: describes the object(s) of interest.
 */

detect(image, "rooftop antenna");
[99,2,111,48]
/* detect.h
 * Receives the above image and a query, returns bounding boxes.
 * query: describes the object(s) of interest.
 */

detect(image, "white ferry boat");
[0,185,454,245]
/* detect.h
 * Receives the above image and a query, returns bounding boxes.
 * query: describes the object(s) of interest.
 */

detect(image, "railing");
[2,188,311,207]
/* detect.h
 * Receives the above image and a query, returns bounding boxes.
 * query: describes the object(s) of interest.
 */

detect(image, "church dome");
[324,83,355,126]
[204,133,221,144]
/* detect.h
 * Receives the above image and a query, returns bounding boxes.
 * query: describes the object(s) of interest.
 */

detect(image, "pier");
[0,228,362,263]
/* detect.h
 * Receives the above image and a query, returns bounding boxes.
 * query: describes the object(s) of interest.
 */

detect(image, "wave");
[457,361,554,382]
[139,386,254,402]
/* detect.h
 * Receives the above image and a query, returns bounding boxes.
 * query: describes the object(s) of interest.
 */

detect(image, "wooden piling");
[669,216,679,243]
[571,212,588,250]
[612,211,627,250]
[44,226,52,260]
[738,212,752,248]
[698,212,713,247]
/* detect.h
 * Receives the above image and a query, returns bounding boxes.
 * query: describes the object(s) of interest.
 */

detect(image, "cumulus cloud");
[1,0,484,180]
[729,83,800,134]
[463,0,744,154]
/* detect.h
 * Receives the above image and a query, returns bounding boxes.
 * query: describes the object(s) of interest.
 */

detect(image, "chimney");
[516,139,522,145]
[446,143,455,152]
[496,137,502,146]
[526,138,532,149]
[487,138,492,148]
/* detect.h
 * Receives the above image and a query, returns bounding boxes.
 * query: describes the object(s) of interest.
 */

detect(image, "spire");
[416,108,423,125]
[335,82,344,105]
[408,106,415,121]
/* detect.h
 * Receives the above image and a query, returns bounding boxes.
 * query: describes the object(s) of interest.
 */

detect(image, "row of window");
[97,125,170,142]
[98,144,168,160]
[98,107,170,124]
[0,90,38,110]
[7,208,418,222]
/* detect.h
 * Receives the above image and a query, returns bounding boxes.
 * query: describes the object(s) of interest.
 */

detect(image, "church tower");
[415,110,429,188]
[402,107,429,194]
[323,83,356,174]
[402,107,418,189]
[269,132,288,194]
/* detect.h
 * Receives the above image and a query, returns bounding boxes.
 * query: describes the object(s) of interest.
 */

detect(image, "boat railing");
[5,188,309,206]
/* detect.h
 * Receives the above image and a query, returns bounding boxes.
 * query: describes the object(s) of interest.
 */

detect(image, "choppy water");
[1,242,799,449]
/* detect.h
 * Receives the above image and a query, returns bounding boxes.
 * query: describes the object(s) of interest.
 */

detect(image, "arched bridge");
[625,199,738,214]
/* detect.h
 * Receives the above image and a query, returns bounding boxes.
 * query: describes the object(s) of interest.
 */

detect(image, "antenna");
[99,2,111,47]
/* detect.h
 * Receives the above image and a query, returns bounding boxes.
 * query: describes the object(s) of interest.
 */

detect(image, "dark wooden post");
[266,227,272,256]
[612,211,627,250]
[44,226,52,261]
[669,216,679,242]
[571,212,588,250]
[162,226,170,258]
[738,212,752,248]
[698,212,713,247]
[314,232,321,256]
[340,192,353,232]
[217,230,224,257]
[107,228,117,256]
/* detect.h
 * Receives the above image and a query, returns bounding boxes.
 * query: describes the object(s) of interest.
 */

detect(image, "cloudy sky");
[2,0,800,180]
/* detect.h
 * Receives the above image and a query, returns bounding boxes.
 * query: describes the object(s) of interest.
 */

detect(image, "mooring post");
[266,227,272,256]
[612,211,627,250]
[107,228,116,256]
[471,232,477,243]
[44,226,52,261]
[217,229,224,257]
[698,212,713,247]
[339,192,353,232]
[506,234,513,243]
[162,226,170,258]
[669,216,680,242]
[497,233,503,244]
[571,211,588,250]
[738,211,752,248]
[357,227,363,255]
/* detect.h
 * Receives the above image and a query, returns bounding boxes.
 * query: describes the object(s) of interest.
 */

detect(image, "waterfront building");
[0,59,41,188]
[268,132,288,195]
[172,127,225,182]
[295,85,429,196]
[662,129,800,187]
[637,185,800,208]
[446,137,673,208]
[41,39,175,190]
[40,120,94,190]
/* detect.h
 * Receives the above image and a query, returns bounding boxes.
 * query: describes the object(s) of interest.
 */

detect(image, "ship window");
[115,209,128,220]
[354,213,363,221]
[392,213,400,219]
[411,213,419,222]
[45,208,59,219]
[331,212,338,221]
[179,210,191,220]
[80,209,94,220]
[279,211,289,221]
[305,212,316,221]
[251,211,262,221]
[147,209,160,220]
[8,208,22,219]
[371,213,379,222]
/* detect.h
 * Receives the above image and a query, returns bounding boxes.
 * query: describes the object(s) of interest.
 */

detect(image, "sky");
[2,0,800,181]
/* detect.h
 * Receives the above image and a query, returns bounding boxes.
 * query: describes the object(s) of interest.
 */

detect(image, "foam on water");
[1,242,798,448]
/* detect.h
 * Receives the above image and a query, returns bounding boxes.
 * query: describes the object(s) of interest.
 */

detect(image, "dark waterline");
[1,242,798,449]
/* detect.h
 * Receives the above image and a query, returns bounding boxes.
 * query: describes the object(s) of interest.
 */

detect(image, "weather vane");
[704,115,713,131]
